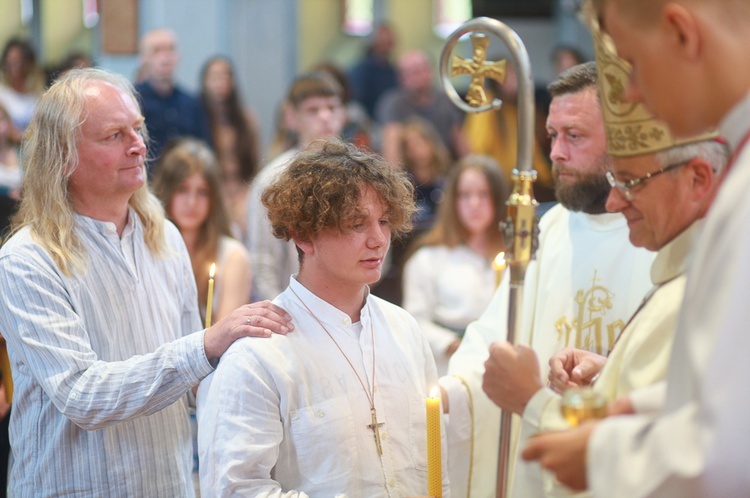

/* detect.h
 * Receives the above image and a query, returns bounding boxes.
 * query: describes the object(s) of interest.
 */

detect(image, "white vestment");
[441,204,654,498]
[402,244,497,376]
[587,92,750,498]
[244,148,300,301]
[519,221,696,497]
[197,277,450,497]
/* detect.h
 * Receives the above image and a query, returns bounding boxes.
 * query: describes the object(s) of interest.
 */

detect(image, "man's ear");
[663,3,701,60]
[685,158,714,200]
[291,231,314,256]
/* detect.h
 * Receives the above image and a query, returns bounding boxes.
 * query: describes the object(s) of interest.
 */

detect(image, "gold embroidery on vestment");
[554,270,625,355]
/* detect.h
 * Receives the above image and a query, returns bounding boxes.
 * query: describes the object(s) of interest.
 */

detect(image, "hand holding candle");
[205,263,216,329]
[426,386,442,498]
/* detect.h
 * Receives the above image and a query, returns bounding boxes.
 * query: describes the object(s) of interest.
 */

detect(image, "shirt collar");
[288,275,371,327]
[75,208,139,239]
[569,209,628,232]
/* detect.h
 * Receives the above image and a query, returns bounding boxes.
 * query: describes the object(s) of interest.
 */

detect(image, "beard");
[553,152,612,213]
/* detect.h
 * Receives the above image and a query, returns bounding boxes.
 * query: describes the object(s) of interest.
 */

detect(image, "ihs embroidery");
[555,270,626,355]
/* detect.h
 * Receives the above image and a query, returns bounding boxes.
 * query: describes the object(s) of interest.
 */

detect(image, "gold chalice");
[560,387,607,427]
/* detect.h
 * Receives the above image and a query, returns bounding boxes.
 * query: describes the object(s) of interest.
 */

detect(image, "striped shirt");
[0,211,213,497]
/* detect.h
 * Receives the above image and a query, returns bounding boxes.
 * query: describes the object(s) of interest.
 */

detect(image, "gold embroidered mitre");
[585,2,717,156]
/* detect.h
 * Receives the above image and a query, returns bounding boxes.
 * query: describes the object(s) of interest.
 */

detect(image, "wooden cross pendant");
[367,408,385,455]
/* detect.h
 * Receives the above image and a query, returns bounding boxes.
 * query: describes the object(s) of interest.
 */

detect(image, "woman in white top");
[152,138,252,324]
[0,38,44,134]
[403,154,510,375]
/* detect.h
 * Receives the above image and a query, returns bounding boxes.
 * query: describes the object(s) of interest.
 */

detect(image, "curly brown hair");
[262,138,416,244]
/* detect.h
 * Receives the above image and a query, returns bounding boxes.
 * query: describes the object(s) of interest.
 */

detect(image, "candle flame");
[209,263,216,279]
[492,252,506,272]
[430,386,440,399]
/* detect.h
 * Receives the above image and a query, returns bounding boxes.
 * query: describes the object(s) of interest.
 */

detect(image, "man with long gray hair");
[0,68,291,497]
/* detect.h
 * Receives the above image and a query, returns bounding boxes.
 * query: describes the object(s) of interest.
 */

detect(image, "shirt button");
[342,317,350,325]
[70,392,78,399]
[315,410,325,418]
[388,479,395,487]
[381,432,387,440]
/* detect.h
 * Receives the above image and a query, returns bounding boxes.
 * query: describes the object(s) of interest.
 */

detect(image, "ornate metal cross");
[450,33,507,107]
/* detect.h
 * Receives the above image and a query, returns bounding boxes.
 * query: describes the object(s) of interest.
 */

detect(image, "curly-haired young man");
[198,138,448,497]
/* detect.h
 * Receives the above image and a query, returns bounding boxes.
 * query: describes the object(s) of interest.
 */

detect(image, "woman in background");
[399,116,452,232]
[375,116,451,305]
[200,56,261,239]
[0,38,44,135]
[152,138,251,324]
[402,154,509,375]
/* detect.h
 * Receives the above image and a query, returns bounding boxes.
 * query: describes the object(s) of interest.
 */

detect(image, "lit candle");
[493,251,507,288]
[0,338,12,403]
[205,263,216,329]
[426,386,442,498]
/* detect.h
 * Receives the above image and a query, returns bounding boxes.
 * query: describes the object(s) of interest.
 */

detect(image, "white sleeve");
[442,277,510,498]
[588,405,706,498]
[197,346,324,498]
[0,252,213,431]
[629,382,667,415]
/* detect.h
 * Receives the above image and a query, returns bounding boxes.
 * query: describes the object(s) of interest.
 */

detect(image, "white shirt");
[402,244,497,376]
[520,221,696,497]
[440,204,654,498]
[0,211,213,497]
[588,91,750,498]
[197,276,449,497]
[0,84,37,131]
[244,149,300,301]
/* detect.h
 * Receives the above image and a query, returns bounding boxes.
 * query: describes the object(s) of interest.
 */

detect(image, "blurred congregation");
[0,0,591,356]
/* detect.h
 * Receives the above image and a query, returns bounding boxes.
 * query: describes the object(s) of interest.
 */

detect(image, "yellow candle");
[493,251,507,288]
[426,386,442,498]
[205,263,216,329]
[0,339,12,403]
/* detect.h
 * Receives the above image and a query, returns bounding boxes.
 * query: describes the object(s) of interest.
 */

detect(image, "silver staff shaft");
[497,282,524,496]
[439,16,539,498]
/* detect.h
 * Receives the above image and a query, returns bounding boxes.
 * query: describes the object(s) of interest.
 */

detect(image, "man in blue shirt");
[135,28,211,169]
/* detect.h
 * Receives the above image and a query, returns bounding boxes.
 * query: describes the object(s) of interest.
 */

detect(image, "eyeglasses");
[606,160,688,201]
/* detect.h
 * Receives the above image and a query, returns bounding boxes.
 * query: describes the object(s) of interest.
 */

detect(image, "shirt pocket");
[290,396,356,484]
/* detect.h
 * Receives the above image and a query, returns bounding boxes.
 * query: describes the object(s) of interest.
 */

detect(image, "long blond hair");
[12,67,166,276]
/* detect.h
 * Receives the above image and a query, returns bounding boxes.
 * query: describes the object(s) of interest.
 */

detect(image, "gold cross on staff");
[367,408,385,455]
[451,33,507,107]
